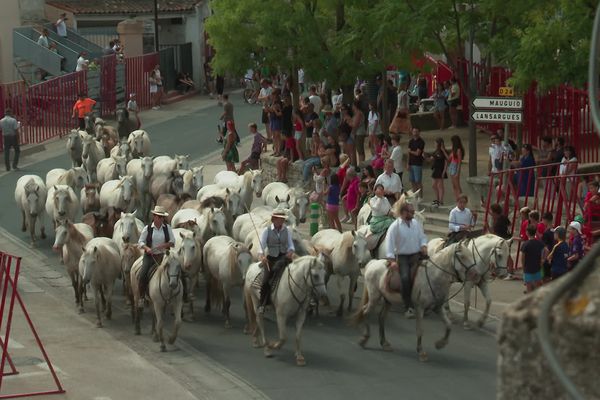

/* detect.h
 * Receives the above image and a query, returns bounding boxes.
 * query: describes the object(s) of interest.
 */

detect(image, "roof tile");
[46,0,200,15]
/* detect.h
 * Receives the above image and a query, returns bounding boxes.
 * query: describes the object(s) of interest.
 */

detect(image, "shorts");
[431,168,447,179]
[448,162,459,176]
[261,110,269,124]
[355,135,366,156]
[149,85,158,94]
[523,271,541,283]
[326,204,339,212]
[449,98,459,107]
[409,165,423,183]
[294,131,303,140]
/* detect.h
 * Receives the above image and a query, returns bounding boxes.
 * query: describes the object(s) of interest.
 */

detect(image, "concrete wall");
[260,154,309,189]
[0,0,21,82]
[19,0,45,21]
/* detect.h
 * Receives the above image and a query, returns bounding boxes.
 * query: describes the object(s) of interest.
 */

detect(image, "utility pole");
[468,2,477,177]
[153,0,159,52]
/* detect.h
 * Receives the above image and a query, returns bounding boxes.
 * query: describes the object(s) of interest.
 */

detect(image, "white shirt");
[309,94,322,113]
[448,206,474,232]
[396,90,409,112]
[257,224,295,257]
[390,145,403,173]
[559,156,577,175]
[244,69,254,80]
[369,196,391,217]
[127,99,138,112]
[56,19,67,37]
[138,223,175,255]
[259,87,272,107]
[298,68,304,84]
[37,35,49,48]
[385,218,428,257]
[489,144,502,172]
[367,110,380,135]
[76,56,88,72]
[375,171,403,194]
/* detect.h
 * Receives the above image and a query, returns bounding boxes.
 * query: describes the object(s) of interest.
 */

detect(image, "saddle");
[366,228,389,258]
[384,263,403,293]
[251,265,286,306]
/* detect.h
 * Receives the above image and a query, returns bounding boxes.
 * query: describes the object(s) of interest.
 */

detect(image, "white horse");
[127,156,154,220]
[82,135,106,183]
[46,167,88,193]
[99,176,137,212]
[66,129,86,167]
[357,190,423,227]
[120,243,142,304]
[214,169,263,211]
[15,175,47,245]
[130,250,183,352]
[110,140,132,162]
[197,185,244,218]
[153,154,190,177]
[311,229,370,315]
[96,155,128,185]
[127,129,151,157]
[52,221,94,307]
[428,235,511,329]
[78,237,121,327]
[45,185,79,228]
[244,254,329,365]
[262,182,310,223]
[352,241,472,361]
[112,211,145,250]
[203,236,253,328]
[181,166,204,198]
[171,207,228,242]
[172,228,203,317]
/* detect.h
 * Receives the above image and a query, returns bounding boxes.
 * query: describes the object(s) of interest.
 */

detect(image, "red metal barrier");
[0,72,87,152]
[100,54,117,117]
[0,251,65,398]
[125,53,159,111]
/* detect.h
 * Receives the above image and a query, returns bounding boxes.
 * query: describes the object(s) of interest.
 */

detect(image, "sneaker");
[12,166,19,171]
[404,308,415,319]
[152,106,159,110]
[503,274,514,281]
[257,305,265,315]
[216,137,223,144]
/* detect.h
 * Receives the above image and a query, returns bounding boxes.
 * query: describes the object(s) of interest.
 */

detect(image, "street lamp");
[154,0,159,51]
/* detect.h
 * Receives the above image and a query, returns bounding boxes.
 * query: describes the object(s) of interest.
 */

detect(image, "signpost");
[472,97,523,110]
[471,110,523,123]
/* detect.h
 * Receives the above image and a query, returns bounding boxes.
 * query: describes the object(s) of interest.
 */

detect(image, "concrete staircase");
[421,203,486,239]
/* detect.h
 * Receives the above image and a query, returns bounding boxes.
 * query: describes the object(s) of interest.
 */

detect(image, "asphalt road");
[0,95,498,400]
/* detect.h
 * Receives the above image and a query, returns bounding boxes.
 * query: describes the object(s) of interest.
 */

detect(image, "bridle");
[157,256,182,304]
[286,257,326,313]
[470,238,508,278]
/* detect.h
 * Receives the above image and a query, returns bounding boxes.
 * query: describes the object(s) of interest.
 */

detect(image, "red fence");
[100,54,117,117]
[454,59,600,164]
[0,72,87,152]
[125,52,159,110]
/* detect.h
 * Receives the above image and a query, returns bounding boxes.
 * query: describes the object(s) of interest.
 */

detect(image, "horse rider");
[137,206,175,306]
[385,203,428,318]
[256,210,296,314]
[447,193,478,246]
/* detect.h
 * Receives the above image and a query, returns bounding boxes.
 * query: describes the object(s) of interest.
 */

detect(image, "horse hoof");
[224,321,232,329]
[78,307,84,314]
[381,342,393,352]
[160,344,166,352]
[41,232,47,239]
[296,356,306,367]
[463,322,473,330]
[167,336,176,345]
[435,339,448,350]
[134,329,141,335]
[264,347,273,358]
[204,305,211,313]
[358,336,370,348]
[336,309,343,317]
[152,335,159,343]
[95,321,102,328]
[243,325,250,335]
[252,340,261,348]
[270,341,283,350]
[477,319,486,328]
[419,352,429,362]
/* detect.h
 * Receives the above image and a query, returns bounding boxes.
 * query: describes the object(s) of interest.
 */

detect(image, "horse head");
[72,167,88,190]
[208,207,228,236]
[140,156,154,179]
[114,155,128,177]
[116,108,128,123]
[350,230,370,268]
[52,220,69,250]
[162,250,182,290]
[80,245,99,285]
[251,170,263,198]
[81,135,94,159]
[24,182,41,217]
[308,254,328,299]
[53,185,72,218]
[191,166,204,192]
[233,242,253,278]
[84,113,96,133]
[170,171,185,197]
[174,154,190,170]
[119,211,138,243]
[225,188,243,217]
[178,230,198,272]
[120,243,140,275]
[488,236,511,279]
[117,176,135,205]
[67,130,82,151]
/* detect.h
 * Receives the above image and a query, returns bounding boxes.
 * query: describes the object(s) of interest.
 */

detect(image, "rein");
[155,256,182,305]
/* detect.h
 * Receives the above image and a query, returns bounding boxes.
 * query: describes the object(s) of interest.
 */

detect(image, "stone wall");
[260,154,309,189]
[497,263,600,399]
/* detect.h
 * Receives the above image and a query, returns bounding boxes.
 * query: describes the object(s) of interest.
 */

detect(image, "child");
[239,123,266,173]
[567,221,584,270]
[519,207,531,241]
[292,108,305,160]
[341,168,360,224]
[541,212,555,282]
[371,134,389,171]
[389,134,403,183]
[520,224,544,292]
[277,133,299,182]
[528,210,544,240]
[325,174,342,231]
[546,226,569,280]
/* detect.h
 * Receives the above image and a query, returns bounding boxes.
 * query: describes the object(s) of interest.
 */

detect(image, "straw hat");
[568,221,582,235]
[151,205,169,217]
[271,210,288,220]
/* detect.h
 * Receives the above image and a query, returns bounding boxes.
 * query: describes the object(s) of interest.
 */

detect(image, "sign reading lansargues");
[471,111,523,123]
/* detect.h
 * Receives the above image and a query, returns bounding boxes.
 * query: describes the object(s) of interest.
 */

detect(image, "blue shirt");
[327,184,340,205]
[550,241,569,275]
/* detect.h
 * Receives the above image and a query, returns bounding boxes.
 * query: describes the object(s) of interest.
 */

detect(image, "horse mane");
[57,169,73,185]
[24,178,39,193]
[200,196,225,209]
[67,222,86,244]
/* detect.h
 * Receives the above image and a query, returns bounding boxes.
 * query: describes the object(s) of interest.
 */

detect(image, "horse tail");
[244,284,256,335]
[209,275,224,308]
[349,285,369,326]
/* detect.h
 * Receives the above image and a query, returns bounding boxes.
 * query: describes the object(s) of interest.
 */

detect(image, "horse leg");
[204,277,211,313]
[271,309,288,350]
[39,215,46,239]
[463,281,474,330]
[104,284,114,320]
[336,275,345,317]
[378,301,392,351]
[21,210,26,232]
[476,281,492,328]
[223,287,232,329]
[168,295,183,345]
[257,309,272,357]
[347,273,358,312]
[94,286,103,328]
[70,271,79,306]
[416,305,428,362]
[434,304,452,350]
[77,280,85,314]
[134,304,142,335]
[99,286,107,312]
[29,216,36,246]
[294,308,308,367]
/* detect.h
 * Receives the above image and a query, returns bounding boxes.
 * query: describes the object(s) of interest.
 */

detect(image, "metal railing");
[12,28,66,77]
[43,23,103,59]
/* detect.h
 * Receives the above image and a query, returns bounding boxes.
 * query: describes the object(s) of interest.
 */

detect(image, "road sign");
[499,87,514,96]
[471,111,522,124]
[472,97,523,110]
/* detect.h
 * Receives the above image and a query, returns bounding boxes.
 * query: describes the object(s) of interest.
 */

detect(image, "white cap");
[568,221,582,235]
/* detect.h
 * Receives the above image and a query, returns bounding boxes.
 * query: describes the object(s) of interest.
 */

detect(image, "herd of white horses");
[13,123,512,365]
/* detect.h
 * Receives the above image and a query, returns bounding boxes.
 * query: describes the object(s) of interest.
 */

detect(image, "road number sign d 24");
[499,87,514,96]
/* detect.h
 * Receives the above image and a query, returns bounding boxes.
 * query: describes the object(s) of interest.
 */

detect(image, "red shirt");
[519,220,529,241]
[535,222,546,240]
[73,98,96,118]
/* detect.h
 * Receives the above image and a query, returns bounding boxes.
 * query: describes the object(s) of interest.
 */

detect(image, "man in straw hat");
[137,206,175,305]
[256,210,295,314]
